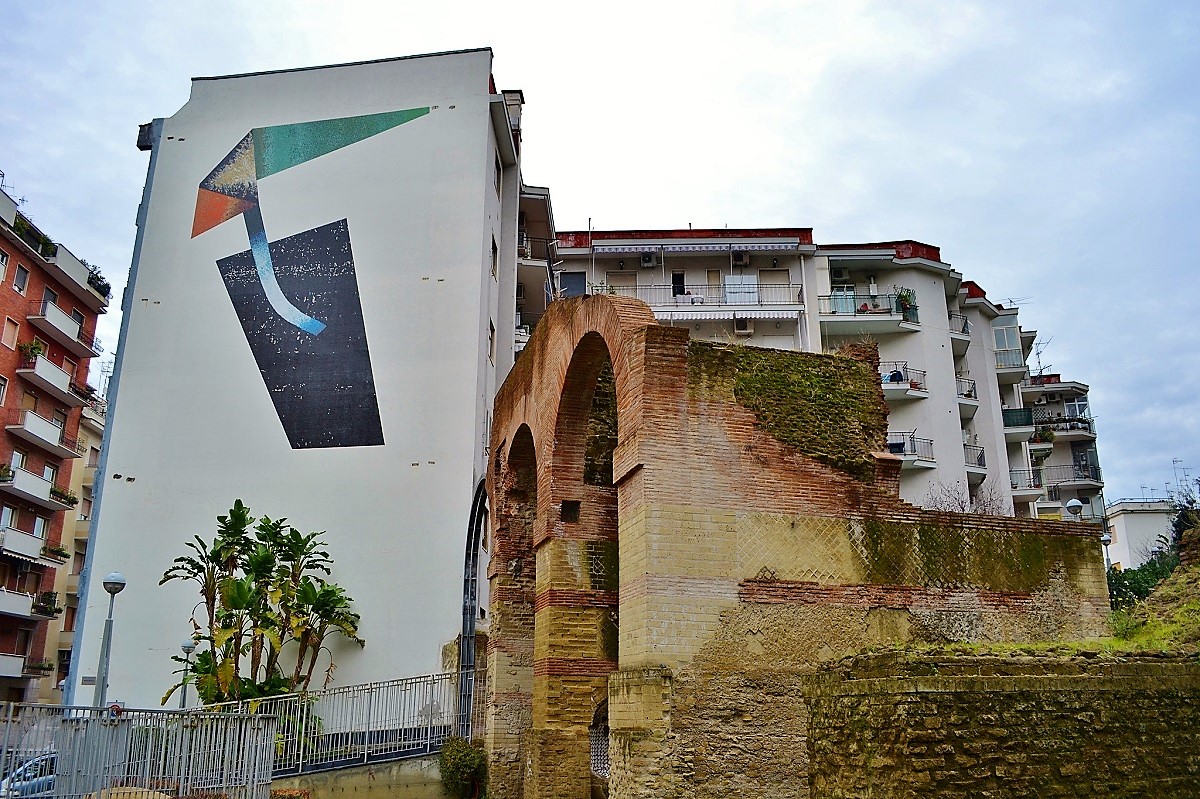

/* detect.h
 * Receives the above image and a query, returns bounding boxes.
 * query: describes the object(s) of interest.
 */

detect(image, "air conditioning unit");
[639,251,658,268]
[830,267,850,282]
[733,318,754,336]
[1045,393,1061,402]
[1034,396,1048,405]
[732,251,751,267]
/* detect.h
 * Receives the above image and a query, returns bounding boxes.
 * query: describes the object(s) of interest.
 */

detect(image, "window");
[22,392,37,412]
[0,375,7,406]
[62,359,77,381]
[80,496,92,519]
[42,287,58,308]
[72,545,86,575]
[87,447,100,467]
[33,337,48,357]
[1065,396,1090,418]
[488,321,496,363]
[0,249,8,269]
[491,238,499,279]
[51,410,67,430]
[1,318,17,349]
[671,272,685,297]
[1,506,17,530]
[62,607,76,633]
[10,450,26,470]
[70,308,84,326]
[31,515,49,539]
[14,628,32,656]
[43,463,58,484]
[13,265,29,295]
[494,154,502,196]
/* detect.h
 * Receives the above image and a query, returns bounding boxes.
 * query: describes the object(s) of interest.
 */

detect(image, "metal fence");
[208,669,487,777]
[0,704,276,799]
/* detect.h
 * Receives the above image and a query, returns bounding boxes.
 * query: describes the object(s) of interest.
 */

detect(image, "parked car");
[0,753,55,799]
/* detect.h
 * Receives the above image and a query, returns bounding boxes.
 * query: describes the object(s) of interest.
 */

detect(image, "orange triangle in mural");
[191,188,256,238]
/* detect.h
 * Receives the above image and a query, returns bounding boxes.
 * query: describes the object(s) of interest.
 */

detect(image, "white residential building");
[549,230,1102,516]
[1104,498,1174,570]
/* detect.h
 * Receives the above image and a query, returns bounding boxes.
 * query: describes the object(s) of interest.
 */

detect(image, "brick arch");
[486,295,667,799]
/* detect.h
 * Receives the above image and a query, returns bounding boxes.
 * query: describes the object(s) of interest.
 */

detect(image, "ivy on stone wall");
[686,341,886,481]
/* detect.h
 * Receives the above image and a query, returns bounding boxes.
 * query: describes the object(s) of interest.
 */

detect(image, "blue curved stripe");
[243,207,326,335]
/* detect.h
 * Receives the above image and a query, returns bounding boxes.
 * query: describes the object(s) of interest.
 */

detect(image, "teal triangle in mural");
[252,106,431,179]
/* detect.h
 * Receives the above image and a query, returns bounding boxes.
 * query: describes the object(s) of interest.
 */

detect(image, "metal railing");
[879,362,927,391]
[1010,469,1044,490]
[995,348,1025,369]
[207,669,487,777]
[1033,409,1095,435]
[963,444,986,468]
[517,234,555,261]
[956,377,977,399]
[1039,464,1102,484]
[817,294,920,323]
[948,312,970,335]
[597,283,804,306]
[1002,408,1034,427]
[0,704,276,799]
[886,432,934,460]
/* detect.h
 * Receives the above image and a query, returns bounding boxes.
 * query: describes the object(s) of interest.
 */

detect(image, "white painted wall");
[72,51,506,708]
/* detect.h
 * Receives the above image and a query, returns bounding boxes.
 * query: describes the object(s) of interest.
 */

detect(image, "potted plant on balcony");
[49,487,78,506]
[16,340,45,361]
[894,287,917,311]
[31,592,63,617]
[24,659,57,673]
[0,464,11,481]
[41,544,70,561]
[1033,426,1056,444]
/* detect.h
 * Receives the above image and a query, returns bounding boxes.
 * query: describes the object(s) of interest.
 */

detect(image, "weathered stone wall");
[486,296,1112,799]
[802,652,1200,798]
[271,756,444,799]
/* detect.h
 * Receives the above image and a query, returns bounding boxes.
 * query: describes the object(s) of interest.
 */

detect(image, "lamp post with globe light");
[93,572,126,708]
[180,639,197,709]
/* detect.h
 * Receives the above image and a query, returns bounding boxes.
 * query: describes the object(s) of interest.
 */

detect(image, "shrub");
[439,736,486,798]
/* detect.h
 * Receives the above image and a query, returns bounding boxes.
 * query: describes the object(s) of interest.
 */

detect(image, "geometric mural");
[191,107,431,448]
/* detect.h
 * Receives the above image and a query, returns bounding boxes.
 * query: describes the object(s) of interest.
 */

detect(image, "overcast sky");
[0,1,1196,502]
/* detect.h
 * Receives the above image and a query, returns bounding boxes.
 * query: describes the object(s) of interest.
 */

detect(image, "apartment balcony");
[0,525,63,565]
[1009,469,1045,501]
[994,348,1028,384]
[26,301,102,359]
[601,282,805,323]
[74,515,91,540]
[16,355,90,408]
[1002,408,1036,443]
[964,444,987,484]
[0,468,75,512]
[517,234,555,264]
[818,293,919,335]
[879,362,928,401]
[1028,435,1054,458]
[956,376,979,419]
[0,653,24,678]
[1039,463,1103,489]
[6,410,85,460]
[885,432,935,469]
[0,588,35,619]
[948,313,971,356]
[1034,411,1096,442]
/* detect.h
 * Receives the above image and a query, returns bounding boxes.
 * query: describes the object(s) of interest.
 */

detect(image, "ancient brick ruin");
[485,294,1116,798]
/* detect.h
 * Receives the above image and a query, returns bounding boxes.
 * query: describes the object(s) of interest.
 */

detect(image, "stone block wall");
[803,652,1200,798]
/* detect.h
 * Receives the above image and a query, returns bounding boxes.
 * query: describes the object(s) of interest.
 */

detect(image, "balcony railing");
[886,432,934,460]
[517,234,555,262]
[964,444,986,468]
[956,377,977,399]
[1039,464,1103,484]
[995,348,1025,369]
[1033,409,1095,435]
[6,409,85,460]
[948,312,970,335]
[1003,408,1034,427]
[880,361,926,391]
[818,294,919,323]
[1009,469,1044,490]
[599,283,804,306]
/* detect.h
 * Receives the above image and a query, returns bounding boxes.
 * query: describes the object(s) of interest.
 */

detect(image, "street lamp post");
[92,572,126,708]
[180,639,197,709]
[1100,532,1113,570]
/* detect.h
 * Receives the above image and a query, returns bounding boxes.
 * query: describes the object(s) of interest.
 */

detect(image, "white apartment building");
[1103,498,1174,570]
[549,230,1103,516]
[71,50,543,708]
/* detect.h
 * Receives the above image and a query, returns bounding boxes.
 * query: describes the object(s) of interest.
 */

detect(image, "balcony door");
[606,272,636,299]
[831,283,855,314]
[759,269,790,304]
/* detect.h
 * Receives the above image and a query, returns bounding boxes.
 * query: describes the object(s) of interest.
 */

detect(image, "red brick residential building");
[0,186,108,702]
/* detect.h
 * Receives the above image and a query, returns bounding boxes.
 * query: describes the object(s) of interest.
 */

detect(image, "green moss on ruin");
[686,341,886,481]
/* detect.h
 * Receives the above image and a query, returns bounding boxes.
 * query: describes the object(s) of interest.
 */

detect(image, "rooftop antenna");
[1032,336,1053,376]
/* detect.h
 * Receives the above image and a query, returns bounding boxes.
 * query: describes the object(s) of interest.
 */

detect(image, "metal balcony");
[0,588,34,619]
[1033,410,1096,441]
[818,293,920,335]
[26,300,102,359]
[601,283,804,307]
[1009,469,1045,500]
[956,376,979,419]
[885,432,935,469]
[1038,464,1103,487]
[1002,407,1035,442]
[880,361,927,401]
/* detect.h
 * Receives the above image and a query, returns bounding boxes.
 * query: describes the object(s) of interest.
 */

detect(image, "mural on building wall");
[191,107,430,448]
